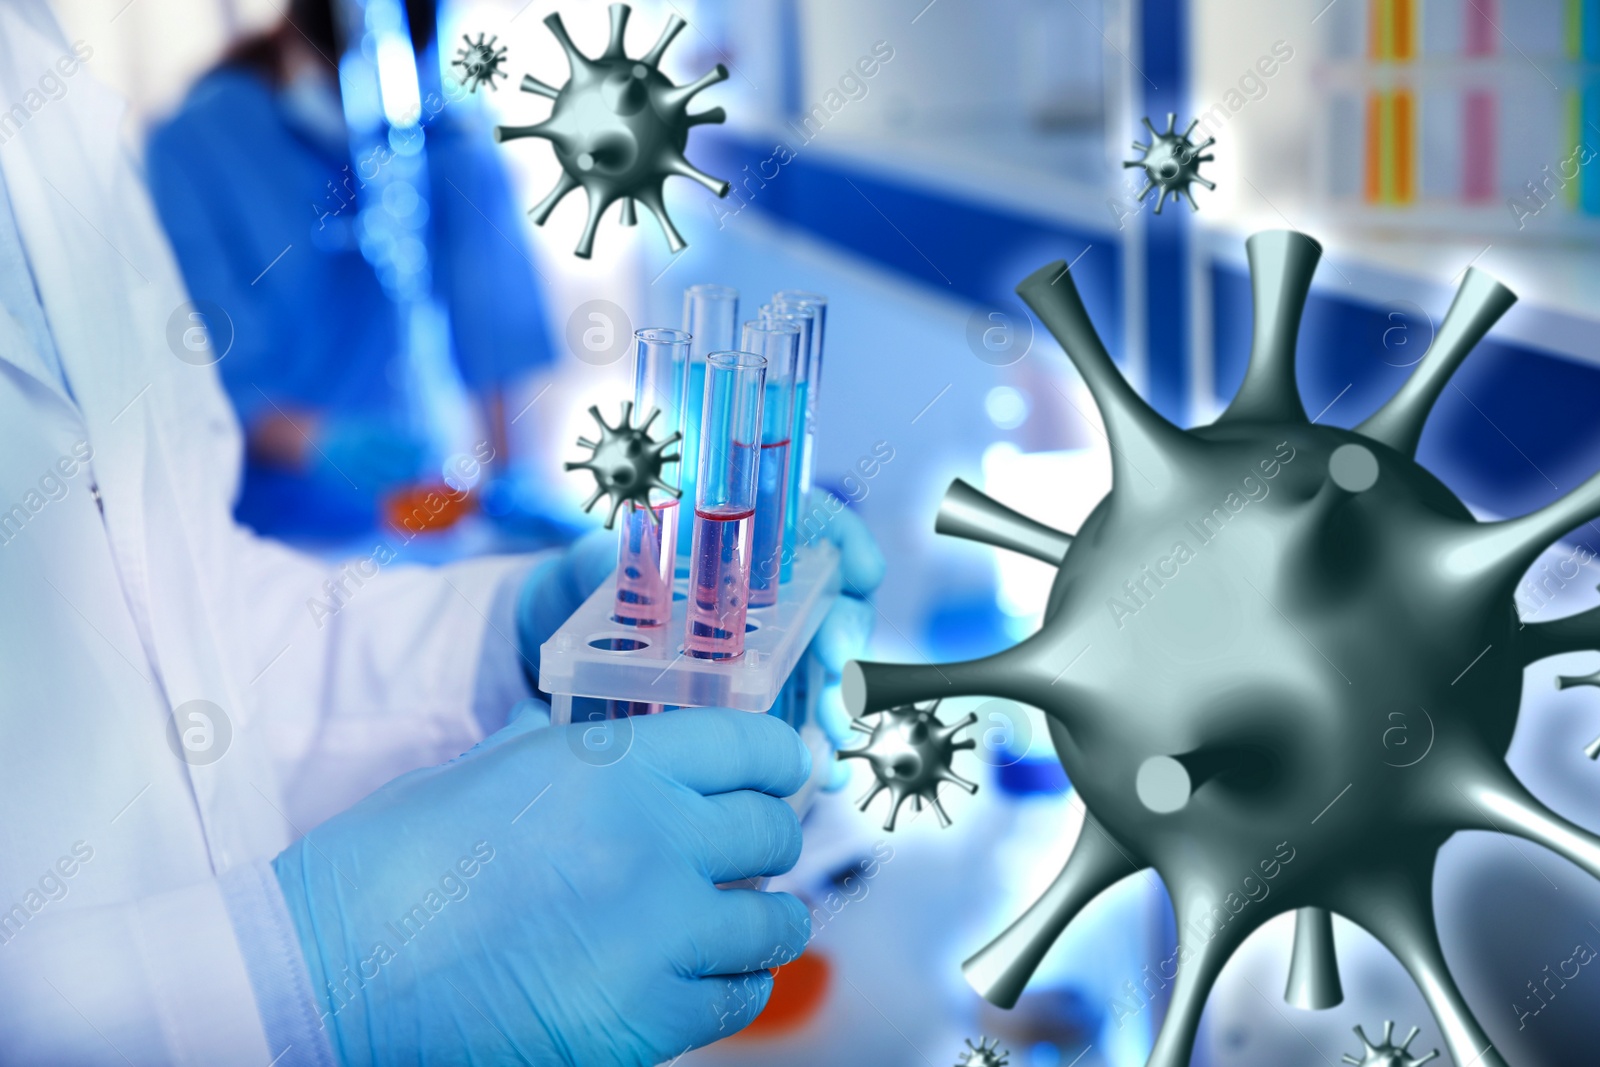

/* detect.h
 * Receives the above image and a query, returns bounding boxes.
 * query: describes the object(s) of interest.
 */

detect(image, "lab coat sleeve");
[225,526,554,831]
[0,875,289,1066]
[219,861,340,1067]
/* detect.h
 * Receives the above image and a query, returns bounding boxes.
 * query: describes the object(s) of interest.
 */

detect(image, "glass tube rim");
[706,350,768,371]
[636,326,692,346]
[763,301,815,321]
[773,289,827,306]
[741,319,802,339]
[686,283,739,301]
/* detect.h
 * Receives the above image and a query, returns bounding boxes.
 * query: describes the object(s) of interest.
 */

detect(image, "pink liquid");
[614,500,678,627]
[685,504,755,659]
[749,439,791,607]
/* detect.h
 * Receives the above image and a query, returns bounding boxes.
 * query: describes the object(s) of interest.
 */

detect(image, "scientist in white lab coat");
[0,3,883,1064]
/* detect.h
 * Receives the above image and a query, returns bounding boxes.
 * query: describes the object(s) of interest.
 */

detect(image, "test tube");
[741,320,800,607]
[759,302,815,582]
[613,328,689,629]
[679,285,740,562]
[685,352,766,660]
[772,290,827,548]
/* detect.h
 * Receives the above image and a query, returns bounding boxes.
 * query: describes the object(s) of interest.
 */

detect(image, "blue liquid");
[749,439,790,607]
[779,379,809,582]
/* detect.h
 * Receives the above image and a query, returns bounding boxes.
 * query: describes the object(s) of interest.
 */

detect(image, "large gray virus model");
[956,1036,1011,1067]
[1124,113,1215,213]
[565,401,680,529]
[452,33,507,93]
[1344,1021,1440,1067]
[493,3,730,258]
[837,700,978,831]
[844,228,1600,1066]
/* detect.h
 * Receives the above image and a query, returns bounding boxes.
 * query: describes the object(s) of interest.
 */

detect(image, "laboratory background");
[50,0,1600,1063]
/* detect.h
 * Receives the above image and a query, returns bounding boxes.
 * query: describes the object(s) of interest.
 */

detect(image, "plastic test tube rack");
[539,539,840,725]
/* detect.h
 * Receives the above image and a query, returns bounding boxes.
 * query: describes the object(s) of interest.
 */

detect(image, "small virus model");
[564,401,681,528]
[845,228,1600,1067]
[1124,113,1215,213]
[493,3,730,258]
[837,700,978,831]
[1554,663,1600,757]
[1342,1021,1439,1067]
[452,33,508,93]
[957,1036,1011,1067]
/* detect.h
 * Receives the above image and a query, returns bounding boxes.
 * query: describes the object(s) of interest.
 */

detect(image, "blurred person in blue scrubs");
[146,0,555,540]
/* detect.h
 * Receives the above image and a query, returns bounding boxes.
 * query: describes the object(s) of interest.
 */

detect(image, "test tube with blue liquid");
[685,352,766,660]
[613,328,689,629]
[741,320,800,607]
[759,302,814,584]
[772,291,827,562]
[678,285,740,564]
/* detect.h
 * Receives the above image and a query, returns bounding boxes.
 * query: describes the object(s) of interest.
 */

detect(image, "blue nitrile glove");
[515,527,616,682]
[513,494,885,787]
[797,493,886,791]
[273,704,813,1067]
[481,469,592,543]
[314,414,425,490]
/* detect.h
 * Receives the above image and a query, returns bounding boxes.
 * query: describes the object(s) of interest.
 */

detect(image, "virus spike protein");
[1147,899,1259,1067]
[1357,268,1518,457]
[936,478,1073,565]
[1284,906,1344,1010]
[1340,873,1506,1067]
[844,228,1600,1066]
[604,2,630,58]
[493,4,729,258]
[1217,230,1323,426]
[1014,259,1191,495]
[962,815,1142,1009]
[641,13,687,68]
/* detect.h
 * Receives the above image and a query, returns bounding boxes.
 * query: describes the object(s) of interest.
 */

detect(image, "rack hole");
[590,636,649,652]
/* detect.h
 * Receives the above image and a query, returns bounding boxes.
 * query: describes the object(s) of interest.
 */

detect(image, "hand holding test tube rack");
[540,286,838,755]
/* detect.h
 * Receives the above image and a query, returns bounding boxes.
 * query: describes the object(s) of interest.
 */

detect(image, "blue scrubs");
[146,66,554,538]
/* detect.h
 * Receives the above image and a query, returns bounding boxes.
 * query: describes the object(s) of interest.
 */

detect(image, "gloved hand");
[273,704,813,1066]
[514,491,886,785]
[480,469,592,542]
[797,492,885,790]
[515,527,616,679]
[314,414,425,490]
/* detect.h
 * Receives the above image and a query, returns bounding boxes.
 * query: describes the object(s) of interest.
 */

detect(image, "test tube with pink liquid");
[684,351,766,660]
[613,328,690,629]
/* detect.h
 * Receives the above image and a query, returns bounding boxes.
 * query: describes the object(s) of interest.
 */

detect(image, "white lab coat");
[0,4,541,1061]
